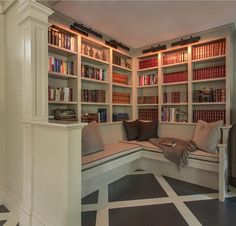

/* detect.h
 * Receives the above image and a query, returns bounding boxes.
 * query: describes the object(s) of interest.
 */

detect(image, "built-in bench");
[82,122,231,201]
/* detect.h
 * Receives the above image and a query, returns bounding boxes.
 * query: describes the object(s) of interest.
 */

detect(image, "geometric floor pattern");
[0,205,18,226]
[82,170,236,226]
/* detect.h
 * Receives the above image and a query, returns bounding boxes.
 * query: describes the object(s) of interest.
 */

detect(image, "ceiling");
[44,1,236,49]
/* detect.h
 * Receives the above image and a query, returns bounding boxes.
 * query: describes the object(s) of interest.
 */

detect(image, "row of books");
[112,92,130,104]
[113,113,129,122]
[81,109,107,123]
[138,108,158,121]
[138,96,158,104]
[163,71,188,83]
[139,74,158,86]
[193,109,225,123]
[113,73,128,85]
[161,107,187,122]
[48,56,74,75]
[48,26,75,51]
[81,64,106,81]
[193,65,225,80]
[163,51,188,65]
[163,91,188,103]
[81,89,105,103]
[113,54,131,69]
[192,89,226,103]
[139,57,158,69]
[48,86,73,102]
[192,39,226,60]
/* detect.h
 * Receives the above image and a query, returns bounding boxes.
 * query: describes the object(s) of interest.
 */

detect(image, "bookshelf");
[48,24,134,123]
[135,37,231,125]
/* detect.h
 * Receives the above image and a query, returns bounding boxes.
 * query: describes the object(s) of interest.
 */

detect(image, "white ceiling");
[50,1,236,49]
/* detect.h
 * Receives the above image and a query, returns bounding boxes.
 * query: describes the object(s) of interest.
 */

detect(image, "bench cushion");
[82,142,140,165]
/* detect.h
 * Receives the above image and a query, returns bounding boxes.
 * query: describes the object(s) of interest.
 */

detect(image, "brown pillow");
[123,120,139,141]
[137,120,158,141]
[192,120,223,153]
[82,121,104,156]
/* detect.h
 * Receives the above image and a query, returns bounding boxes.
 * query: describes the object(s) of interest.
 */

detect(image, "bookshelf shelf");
[48,43,77,56]
[192,102,226,106]
[137,84,158,89]
[113,64,132,72]
[112,83,132,88]
[81,53,109,65]
[81,77,110,84]
[162,103,188,106]
[49,101,78,105]
[192,77,226,83]
[48,71,77,79]
[81,102,110,106]
[192,54,226,63]
[162,81,188,86]
[162,61,188,68]
[112,103,132,106]
[137,104,158,106]
[137,66,158,72]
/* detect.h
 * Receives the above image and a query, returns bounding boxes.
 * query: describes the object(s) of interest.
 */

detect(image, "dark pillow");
[137,120,158,141]
[82,121,104,156]
[123,120,139,141]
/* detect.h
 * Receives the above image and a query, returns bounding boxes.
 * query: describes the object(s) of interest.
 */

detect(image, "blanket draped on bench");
[149,137,196,169]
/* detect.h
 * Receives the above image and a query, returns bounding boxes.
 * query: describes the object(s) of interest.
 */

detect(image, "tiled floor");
[82,170,236,226]
[0,205,18,226]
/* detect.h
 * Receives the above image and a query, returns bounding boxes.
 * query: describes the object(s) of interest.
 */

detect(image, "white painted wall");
[0,14,5,202]
[4,2,24,202]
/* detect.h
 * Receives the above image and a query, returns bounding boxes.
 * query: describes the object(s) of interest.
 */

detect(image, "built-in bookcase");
[136,37,231,125]
[48,24,134,123]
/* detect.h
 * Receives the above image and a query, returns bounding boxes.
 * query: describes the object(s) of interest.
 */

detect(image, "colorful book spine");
[48,26,75,51]
[138,96,158,104]
[139,57,158,69]
[139,73,158,86]
[113,73,128,85]
[48,86,73,102]
[81,89,106,103]
[163,71,188,83]
[112,92,130,104]
[163,51,187,65]
[192,39,226,60]
[161,107,187,122]
[98,108,107,123]
[81,64,105,81]
[193,65,225,80]
[138,108,158,120]
[48,56,74,75]
[193,109,225,124]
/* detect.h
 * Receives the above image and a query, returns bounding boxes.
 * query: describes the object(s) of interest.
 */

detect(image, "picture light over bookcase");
[171,36,201,47]
[142,44,167,54]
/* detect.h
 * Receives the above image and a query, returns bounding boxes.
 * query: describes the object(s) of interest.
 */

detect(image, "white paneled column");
[16,0,53,223]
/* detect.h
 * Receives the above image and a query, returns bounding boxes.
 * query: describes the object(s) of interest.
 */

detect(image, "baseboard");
[3,186,31,226]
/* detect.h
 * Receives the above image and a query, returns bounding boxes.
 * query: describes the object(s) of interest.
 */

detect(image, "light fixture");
[142,44,167,54]
[70,25,88,37]
[171,36,201,47]
[105,40,117,49]
[109,40,130,52]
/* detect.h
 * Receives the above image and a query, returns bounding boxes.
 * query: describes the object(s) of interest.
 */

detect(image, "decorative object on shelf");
[102,50,106,61]
[142,44,167,54]
[83,44,88,55]
[54,108,77,121]
[95,51,100,59]
[199,87,213,102]
[162,107,187,123]
[171,36,201,47]
[89,46,94,57]
[125,60,131,69]
[81,112,99,123]
[113,113,129,122]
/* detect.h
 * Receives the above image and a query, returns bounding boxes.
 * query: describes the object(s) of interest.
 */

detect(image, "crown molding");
[0,0,16,14]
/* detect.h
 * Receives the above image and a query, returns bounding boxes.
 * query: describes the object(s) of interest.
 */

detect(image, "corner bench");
[82,122,231,201]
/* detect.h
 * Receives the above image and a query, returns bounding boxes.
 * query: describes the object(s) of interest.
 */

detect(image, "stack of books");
[112,113,129,121]
[113,92,130,104]
[139,74,158,86]
[48,56,74,75]
[113,73,128,85]
[48,86,73,102]
[163,71,188,83]
[193,65,225,80]
[81,89,105,103]
[81,64,105,81]
[163,51,187,65]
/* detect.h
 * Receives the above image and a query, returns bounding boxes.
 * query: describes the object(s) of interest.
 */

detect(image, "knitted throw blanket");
[149,137,196,169]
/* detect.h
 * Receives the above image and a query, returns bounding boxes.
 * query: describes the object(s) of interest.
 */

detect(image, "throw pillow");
[192,120,223,153]
[82,121,104,156]
[123,119,139,141]
[137,119,158,141]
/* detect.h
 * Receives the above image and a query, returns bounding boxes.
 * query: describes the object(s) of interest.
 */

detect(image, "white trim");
[0,0,15,14]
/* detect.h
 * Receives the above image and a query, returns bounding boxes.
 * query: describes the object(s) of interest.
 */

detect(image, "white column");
[17,0,53,121]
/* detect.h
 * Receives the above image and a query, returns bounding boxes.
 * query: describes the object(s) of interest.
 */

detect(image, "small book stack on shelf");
[139,57,158,69]
[138,96,158,104]
[48,26,76,51]
[113,73,128,85]
[192,39,226,60]
[163,91,188,103]
[138,108,158,120]
[48,56,74,75]
[81,89,105,103]
[48,86,73,102]
[163,50,187,65]
[112,113,129,122]
[81,64,106,81]
[163,71,188,83]
[139,74,158,86]
[81,109,107,123]
[112,92,130,104]
[161,107,187,123]
[193,109,225,123]
[193,65,225,80]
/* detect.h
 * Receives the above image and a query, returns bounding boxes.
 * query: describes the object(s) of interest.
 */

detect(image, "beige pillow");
[192,120,223,153]
[82,121,104,156]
